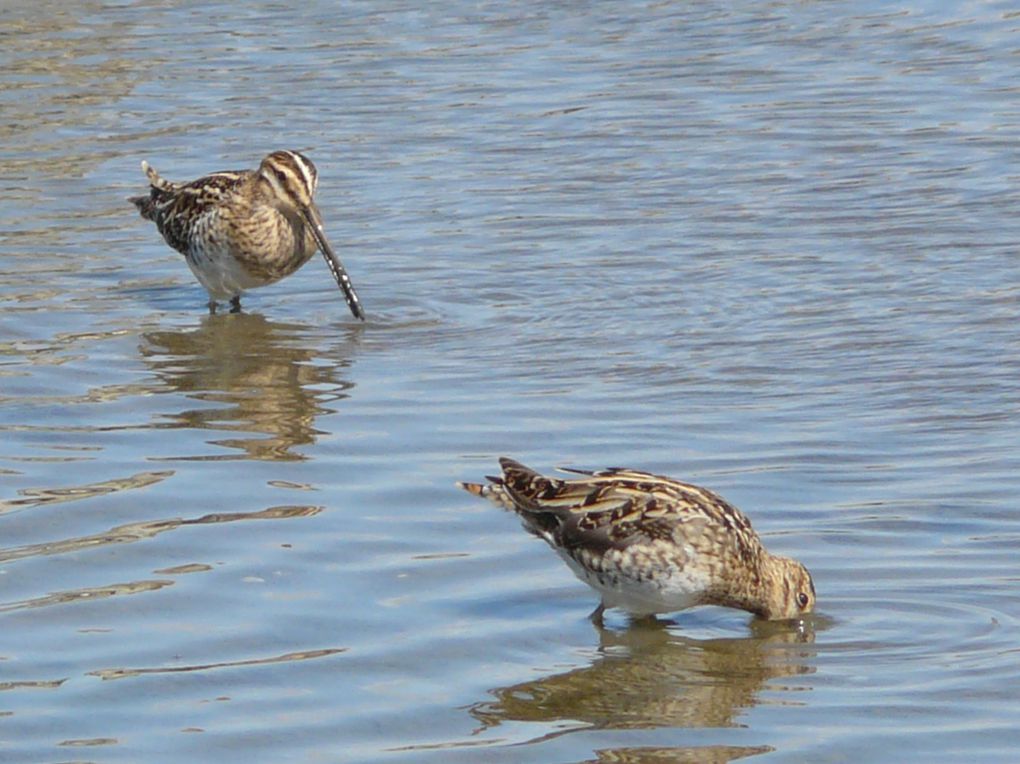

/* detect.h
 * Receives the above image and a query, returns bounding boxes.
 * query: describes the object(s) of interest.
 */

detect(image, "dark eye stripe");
[263,151,317,198]
[284,150,317,193]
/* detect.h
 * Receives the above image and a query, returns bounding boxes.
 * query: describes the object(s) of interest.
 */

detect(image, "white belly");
[185,246,268,300]
[555,546,711,616]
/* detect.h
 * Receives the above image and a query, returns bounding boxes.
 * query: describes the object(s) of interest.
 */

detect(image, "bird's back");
[131,164,250,256]
[494,458,760,558]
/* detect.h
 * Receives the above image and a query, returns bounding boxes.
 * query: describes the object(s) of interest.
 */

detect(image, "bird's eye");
[797,592,810,608]
[275,169,287,182]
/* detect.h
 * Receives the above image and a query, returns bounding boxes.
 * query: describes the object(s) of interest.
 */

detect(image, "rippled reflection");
[471,619,816,736]
[0,504,321,566]
[0,580,173,614]
[57,737,117,748]
[90,647,346,681]
[576,745,773,763]
[140,313,357,460]
[0,470,174,515]
[0,8,140,180]
[0,679,68,692]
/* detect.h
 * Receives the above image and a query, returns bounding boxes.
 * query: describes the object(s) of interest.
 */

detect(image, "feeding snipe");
[458,458,815,622]
[130,150,364,319]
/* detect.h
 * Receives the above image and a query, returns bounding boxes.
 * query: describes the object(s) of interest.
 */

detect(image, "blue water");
[2,2,1020,761]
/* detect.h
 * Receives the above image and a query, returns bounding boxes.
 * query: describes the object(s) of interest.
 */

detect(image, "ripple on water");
[2,1,1020,763]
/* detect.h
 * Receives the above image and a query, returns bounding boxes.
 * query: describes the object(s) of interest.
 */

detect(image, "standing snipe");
[458,458,815,622]
[130,150,364,318]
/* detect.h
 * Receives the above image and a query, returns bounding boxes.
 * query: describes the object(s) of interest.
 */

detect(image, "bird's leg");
[588,601,607,627]
[207,299,218,314]
[631,613,663,627]
[229,295,242,313]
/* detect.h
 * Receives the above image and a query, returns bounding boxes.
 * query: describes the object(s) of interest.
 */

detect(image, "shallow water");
[2,1,1020,761]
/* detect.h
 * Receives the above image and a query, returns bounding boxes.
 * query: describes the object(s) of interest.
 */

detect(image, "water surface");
[2,2,1020,762]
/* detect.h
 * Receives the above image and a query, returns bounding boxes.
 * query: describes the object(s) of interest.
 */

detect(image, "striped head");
[258,150,319,211]
[256,150,365,320]
[759,555,816,620]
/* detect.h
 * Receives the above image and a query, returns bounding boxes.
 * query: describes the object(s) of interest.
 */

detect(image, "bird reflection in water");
[140,313,357,460]
[469,617,817,759]
[575,744,773,764]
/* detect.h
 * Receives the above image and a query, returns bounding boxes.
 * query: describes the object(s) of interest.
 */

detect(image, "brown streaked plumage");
[458,458,815,622]
[130,150,364,318]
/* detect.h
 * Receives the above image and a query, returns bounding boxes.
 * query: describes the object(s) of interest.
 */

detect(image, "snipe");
[131,150,364,318]
[459,458,815,622]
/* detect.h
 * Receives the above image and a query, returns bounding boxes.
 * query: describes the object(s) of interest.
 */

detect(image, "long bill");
[303,203,365,321]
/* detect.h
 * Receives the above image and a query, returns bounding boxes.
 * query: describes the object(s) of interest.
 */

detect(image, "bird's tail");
[129,160,175,220]
[458,465,561,541]
[130,193,154,219]
[456,478,515,510]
